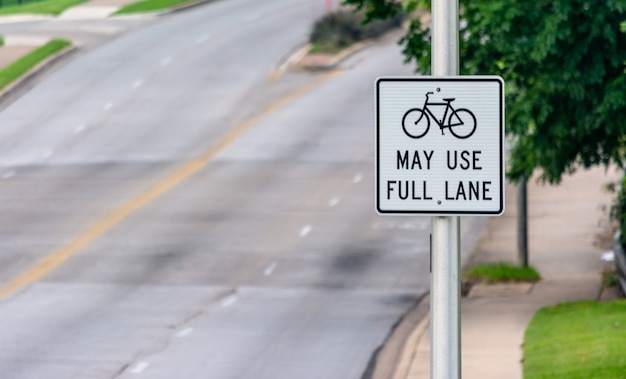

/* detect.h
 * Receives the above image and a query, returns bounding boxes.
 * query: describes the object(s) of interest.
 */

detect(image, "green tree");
[346,0,626,183]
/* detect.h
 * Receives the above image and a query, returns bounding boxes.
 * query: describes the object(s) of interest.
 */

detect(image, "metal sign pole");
[431,0,461,379]
[431,217,461,378]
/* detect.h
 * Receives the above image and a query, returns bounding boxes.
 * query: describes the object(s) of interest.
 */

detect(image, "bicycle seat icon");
[402,92,477,139]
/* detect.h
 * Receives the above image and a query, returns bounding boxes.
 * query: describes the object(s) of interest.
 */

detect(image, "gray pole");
[431,217,461,379]
[517,176,529,267]
[431,0,461,379]
[432,0,459,75]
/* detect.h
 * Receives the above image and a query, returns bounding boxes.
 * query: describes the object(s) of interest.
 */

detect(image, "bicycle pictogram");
[402,91,477,139]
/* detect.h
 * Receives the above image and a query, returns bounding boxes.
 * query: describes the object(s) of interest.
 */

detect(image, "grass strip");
[0,39,71,91]
[308,42,342,55]
[0,0,58,8]
[0,0,87,15]
[114,0,199,14]
[524,300,626,379]
[463,262,540,283]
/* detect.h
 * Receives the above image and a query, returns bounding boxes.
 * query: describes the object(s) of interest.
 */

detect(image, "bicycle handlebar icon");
[402,92,477,139]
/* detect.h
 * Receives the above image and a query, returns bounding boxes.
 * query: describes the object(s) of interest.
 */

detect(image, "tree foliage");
[345,0,626,183]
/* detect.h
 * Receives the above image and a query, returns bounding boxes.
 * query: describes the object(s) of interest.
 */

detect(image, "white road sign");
[376,77,505,215]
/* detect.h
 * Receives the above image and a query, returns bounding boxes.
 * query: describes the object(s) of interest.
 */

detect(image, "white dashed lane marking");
[299,225,312,238]
[130,362,149,374]
[176,327,193,338]
[353,173,363,183]
[264,262,278,276]
[220,294,238,308]
[328,197,340,207]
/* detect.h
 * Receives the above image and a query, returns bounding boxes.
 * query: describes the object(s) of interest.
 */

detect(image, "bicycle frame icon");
[402,92,477,139]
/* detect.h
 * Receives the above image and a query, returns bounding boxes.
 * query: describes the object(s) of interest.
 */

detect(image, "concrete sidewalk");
[400,166,622,379]
[58,0,137,20]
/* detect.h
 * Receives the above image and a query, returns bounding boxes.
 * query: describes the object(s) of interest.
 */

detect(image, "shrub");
[309,9,403,53]
[463,262,540,284]
[610,175,626,247]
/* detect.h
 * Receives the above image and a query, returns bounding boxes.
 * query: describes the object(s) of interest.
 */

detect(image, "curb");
[0,44,78,107]
[153,0,221,16]
[293,40,371,71]
[267,42,310,80]
[0,14,54,24]
[364,294,430,379]
[391,296,430,379]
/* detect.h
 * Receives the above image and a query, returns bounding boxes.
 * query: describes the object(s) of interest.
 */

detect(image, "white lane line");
[353,173,363,183]
[2,170,16,179]
[132,79,143,88]
[130,362,150,374]
[328,197,340,207]
[195,34,211,43]
[176,327,193,338]
[103,101,114,111]
[264,262,278,276]
[220,294,238,308]
[299,225,312,238]
[74,124,86,133]
[160,56,172,66]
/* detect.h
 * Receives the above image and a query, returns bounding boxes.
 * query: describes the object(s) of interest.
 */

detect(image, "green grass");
[0,39,71,91]
[524,300,626,379]
[0,35,4,47]
[0,0,87,15]
[0,0,49,8]
[114,0,198,14]
[463,262,540,284]
[308,42,343,54]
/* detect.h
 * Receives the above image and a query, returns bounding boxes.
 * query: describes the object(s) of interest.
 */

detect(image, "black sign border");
[375,77,505,216]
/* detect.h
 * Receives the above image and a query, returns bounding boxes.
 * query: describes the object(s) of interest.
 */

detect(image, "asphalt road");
[0,1,484,378]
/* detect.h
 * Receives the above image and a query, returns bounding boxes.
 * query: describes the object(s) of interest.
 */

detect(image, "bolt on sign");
[376,77,505,215]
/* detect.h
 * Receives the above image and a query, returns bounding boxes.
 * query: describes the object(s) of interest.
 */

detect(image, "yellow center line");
[0,70,343,300]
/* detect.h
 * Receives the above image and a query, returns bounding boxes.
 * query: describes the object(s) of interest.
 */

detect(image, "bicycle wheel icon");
[402,108,430,139]
[448,109,477,139]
